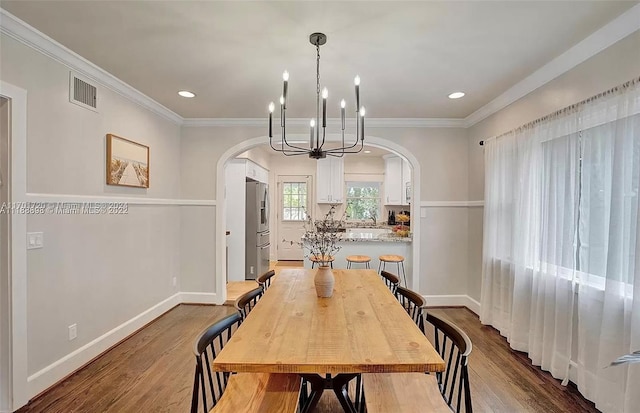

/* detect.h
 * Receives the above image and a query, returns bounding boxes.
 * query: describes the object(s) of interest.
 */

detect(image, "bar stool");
[378,255,407,286]
[346,255,371,269]
[309,255,334,269]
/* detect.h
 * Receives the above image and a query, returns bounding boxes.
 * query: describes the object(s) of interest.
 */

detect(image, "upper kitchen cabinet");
[402,158,411,205]
[384,155,411,205]
[245,159,269,184]
[316,157,344,203]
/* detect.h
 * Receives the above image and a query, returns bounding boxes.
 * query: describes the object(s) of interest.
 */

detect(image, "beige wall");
[466,31,640,301]
[181,126,471,296]
[0,34,182,378]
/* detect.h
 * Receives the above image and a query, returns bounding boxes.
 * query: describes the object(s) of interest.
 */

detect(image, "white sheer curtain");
[481,79,640,412]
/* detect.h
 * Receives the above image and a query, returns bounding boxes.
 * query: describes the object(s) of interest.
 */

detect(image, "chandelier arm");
[325,139,364,155]
[271,133,309,153]
[280,123,312,152]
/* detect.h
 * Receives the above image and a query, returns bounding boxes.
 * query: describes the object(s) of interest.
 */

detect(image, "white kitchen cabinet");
[384,156,403,205]
[316,157,344,203]
[401,159,411,206]
[245,160,268,183]
[384,155,411,205]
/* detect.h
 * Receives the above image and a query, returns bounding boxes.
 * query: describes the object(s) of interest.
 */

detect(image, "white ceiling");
[2,1,636,119]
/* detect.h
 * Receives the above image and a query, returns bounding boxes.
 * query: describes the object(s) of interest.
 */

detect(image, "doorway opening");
[216,135,422,304]
[277,175,311,262]
[0,96,11,412]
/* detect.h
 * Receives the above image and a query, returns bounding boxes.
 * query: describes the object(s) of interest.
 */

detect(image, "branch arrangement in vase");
[283,205,346,266]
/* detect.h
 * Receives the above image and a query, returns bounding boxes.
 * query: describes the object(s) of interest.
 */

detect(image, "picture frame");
[106,134,149,188]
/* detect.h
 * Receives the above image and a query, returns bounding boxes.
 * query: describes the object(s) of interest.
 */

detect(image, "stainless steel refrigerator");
[245,180,270,280]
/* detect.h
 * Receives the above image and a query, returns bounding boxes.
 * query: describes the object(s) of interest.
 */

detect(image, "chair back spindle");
[380,270,400,295]
[395,286,426,333]
[256,270,275,291]
[234,286,264,320]
[426,313,473,413]
[191,312,242,413]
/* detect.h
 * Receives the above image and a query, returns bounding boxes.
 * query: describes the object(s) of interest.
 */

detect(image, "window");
[345,182,381,220]
[282,182,307,221]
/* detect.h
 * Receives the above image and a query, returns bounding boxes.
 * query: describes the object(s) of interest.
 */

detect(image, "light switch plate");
[27,232,44,249]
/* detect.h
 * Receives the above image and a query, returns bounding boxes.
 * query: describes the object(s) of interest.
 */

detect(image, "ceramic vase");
[314,265,334,298]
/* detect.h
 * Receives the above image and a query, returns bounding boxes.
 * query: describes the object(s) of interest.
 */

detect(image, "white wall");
[0,33,183,397]
[466,31,640,301]
[0,97,10,412]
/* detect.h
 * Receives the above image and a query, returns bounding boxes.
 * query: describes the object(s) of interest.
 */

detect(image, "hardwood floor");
[16,305,598,413]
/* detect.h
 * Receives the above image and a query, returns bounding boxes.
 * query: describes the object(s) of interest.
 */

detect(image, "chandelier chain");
[316,43,321,97]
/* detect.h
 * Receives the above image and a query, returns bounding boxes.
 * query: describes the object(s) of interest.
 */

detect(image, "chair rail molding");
[24,192,216,206]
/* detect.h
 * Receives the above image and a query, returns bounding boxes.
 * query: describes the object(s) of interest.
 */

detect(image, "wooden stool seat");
[379,254,405,263]
[309,255,334,269]
[346,255,371,263]
[362,373,450,413]
[346,255,371,269]
[378,255,407,286]
[212,373,301,412]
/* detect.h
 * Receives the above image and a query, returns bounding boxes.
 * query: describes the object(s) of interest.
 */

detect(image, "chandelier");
[268,32,365,159]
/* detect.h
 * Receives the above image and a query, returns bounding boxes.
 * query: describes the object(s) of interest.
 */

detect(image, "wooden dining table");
[213,268,445,412]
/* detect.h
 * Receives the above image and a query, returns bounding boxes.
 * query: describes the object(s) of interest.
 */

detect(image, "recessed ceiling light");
[364,150,371,154]
[448,92,465,99]
[178,90,196,98]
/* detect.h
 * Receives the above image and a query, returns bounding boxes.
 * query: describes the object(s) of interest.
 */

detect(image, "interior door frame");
[276,174,312,261]
[0,82,28,410]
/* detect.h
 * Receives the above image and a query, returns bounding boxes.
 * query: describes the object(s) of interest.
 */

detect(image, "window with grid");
[346,182,381,220]
[282,182,307,221]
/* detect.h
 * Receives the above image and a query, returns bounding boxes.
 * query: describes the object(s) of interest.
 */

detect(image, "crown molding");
[4,4,638,131]
[183,117,466,128]
[0,8,183,125]
[464,3,640,128]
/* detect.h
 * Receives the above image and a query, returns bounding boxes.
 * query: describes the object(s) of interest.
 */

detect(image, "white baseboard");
[423,294,480,315]
[179,292,220,305]
[26,293,181,397]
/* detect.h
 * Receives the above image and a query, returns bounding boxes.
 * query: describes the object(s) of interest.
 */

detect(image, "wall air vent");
[69,72,98,111]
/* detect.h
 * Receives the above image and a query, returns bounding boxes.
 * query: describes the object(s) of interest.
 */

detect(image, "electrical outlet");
[27,232,44,249]
[68,324,77,341]
[250,266,254,275]
[172,277,177,287]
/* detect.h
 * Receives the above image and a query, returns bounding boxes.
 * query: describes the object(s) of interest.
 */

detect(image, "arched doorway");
[214,134,422,303]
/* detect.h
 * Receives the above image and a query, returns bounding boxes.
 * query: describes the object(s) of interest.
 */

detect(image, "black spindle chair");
[256,269,275,291]
[190,312,242,413]
[234,286,264,320]
[380,270,400,295]
[395,286,426,332]
[426,313,473,413]
[360,313,473,413]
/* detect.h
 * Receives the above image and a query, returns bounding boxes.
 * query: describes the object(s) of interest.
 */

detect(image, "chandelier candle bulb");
[282,71,289,108]
[341,99,346,130]
[310,119,315,149]
[354,76,361,111]
[279,96,285,127]
[268,102,274,138]
[322,88,328,127]
[360,107,365,140]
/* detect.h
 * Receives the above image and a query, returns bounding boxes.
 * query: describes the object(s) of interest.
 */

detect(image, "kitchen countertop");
[339,233,412,243]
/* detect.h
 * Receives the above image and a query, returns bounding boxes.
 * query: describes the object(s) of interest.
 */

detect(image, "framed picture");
[106,134,149,188]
